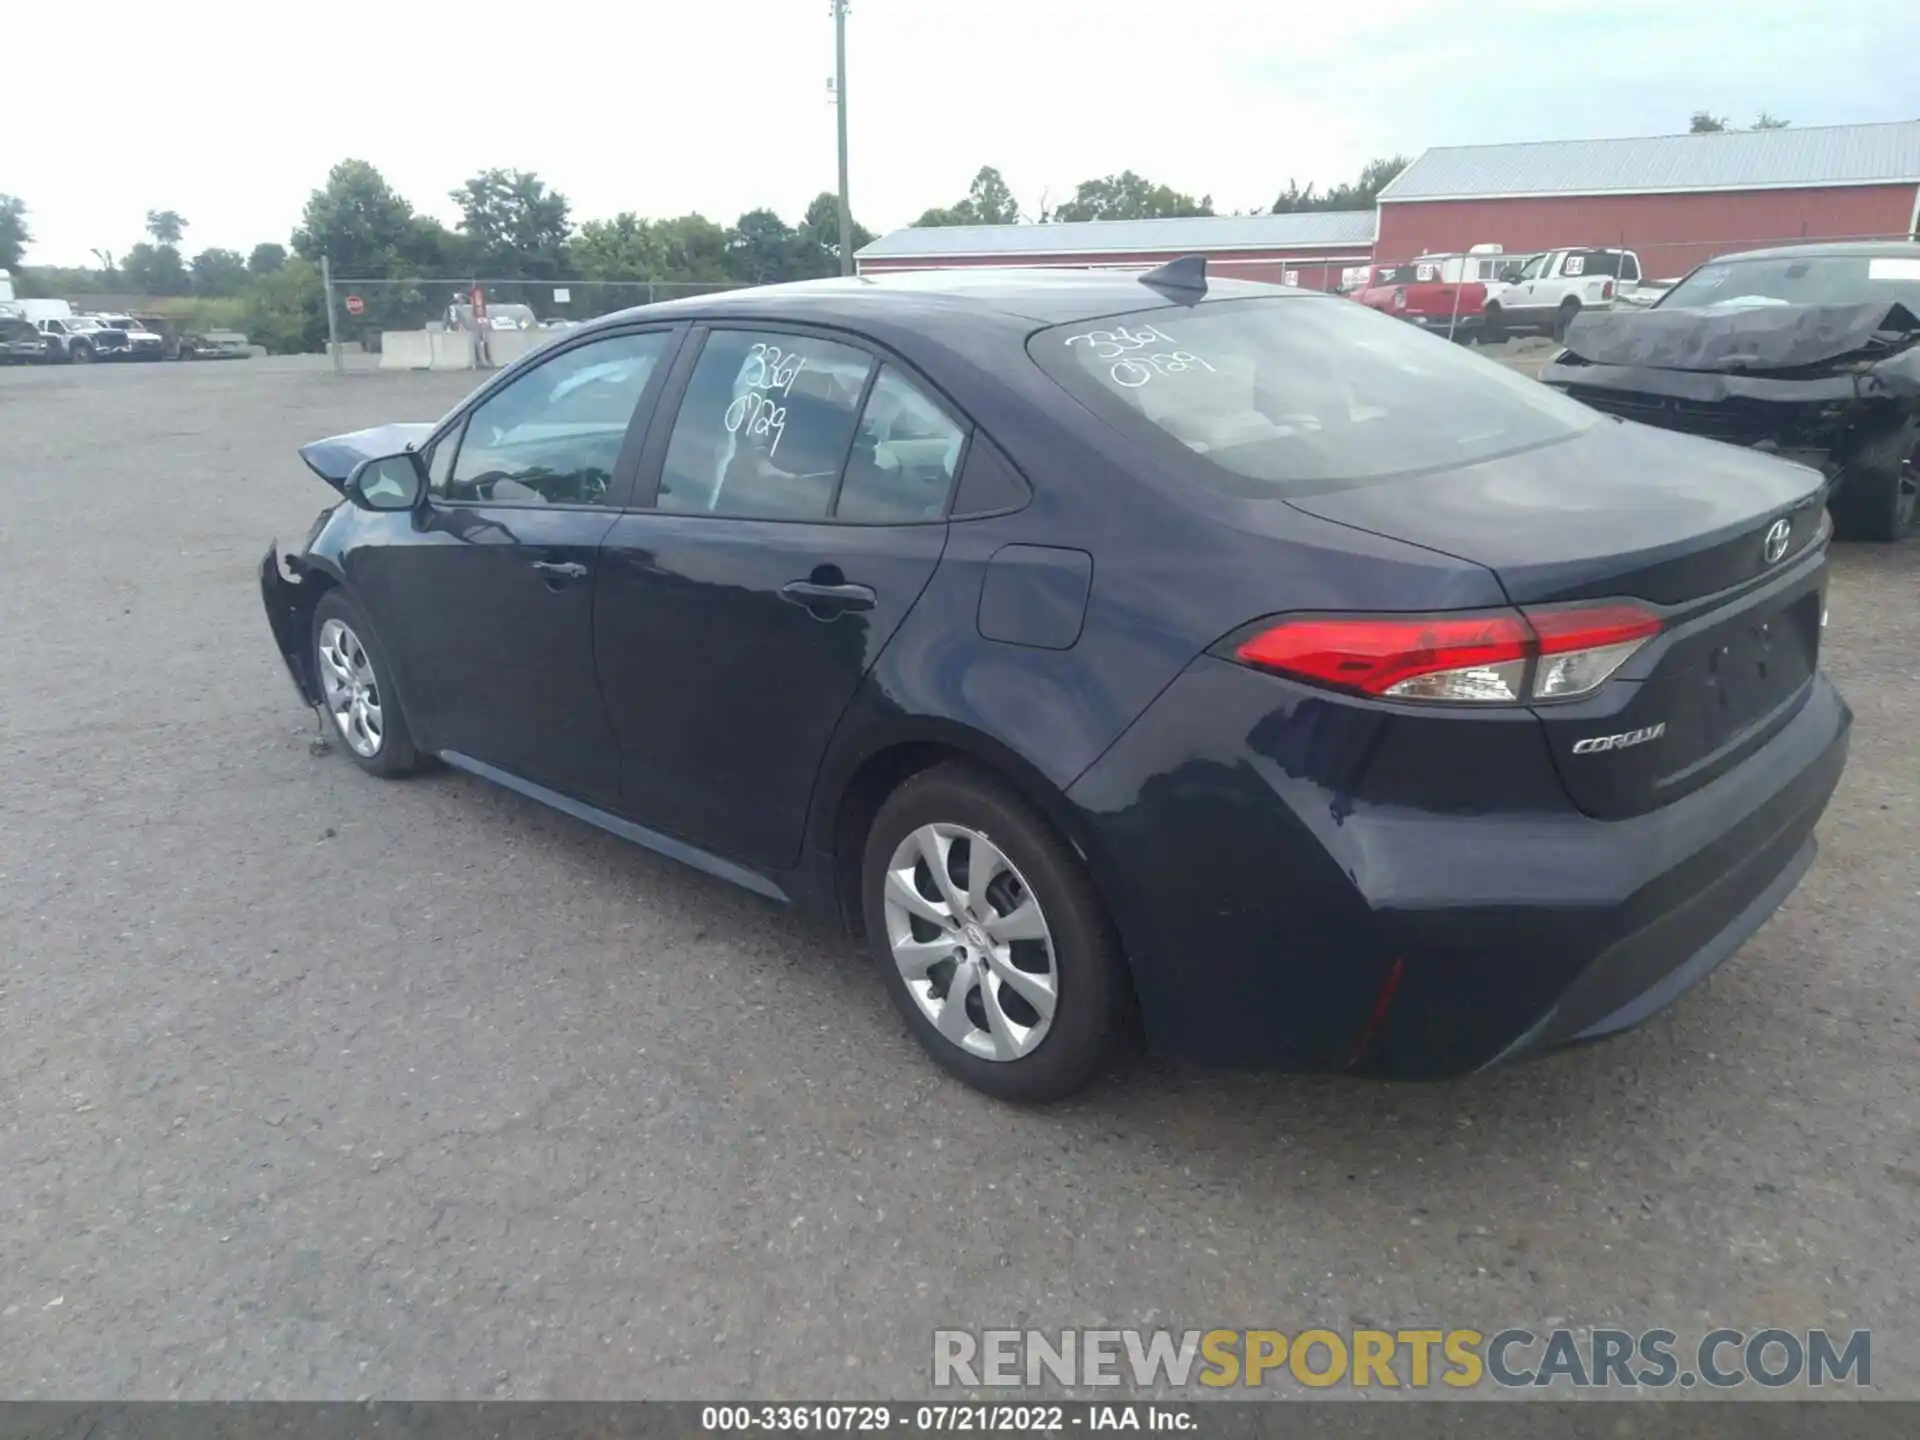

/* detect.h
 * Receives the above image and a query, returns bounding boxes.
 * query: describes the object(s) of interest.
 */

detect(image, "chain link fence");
[320,274,742,365]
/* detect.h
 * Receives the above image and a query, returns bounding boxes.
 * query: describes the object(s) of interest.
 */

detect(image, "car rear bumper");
[1065,656,1851,1078]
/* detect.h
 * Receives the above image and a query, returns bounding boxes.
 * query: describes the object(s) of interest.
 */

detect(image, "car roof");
[577,268,1314,339]
[1706,240,1920,263]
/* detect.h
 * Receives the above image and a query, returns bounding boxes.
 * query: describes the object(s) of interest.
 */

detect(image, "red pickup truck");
[1351,261,1488,342]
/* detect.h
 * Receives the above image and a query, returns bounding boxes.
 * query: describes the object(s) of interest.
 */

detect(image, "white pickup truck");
[1482,247,1660,341]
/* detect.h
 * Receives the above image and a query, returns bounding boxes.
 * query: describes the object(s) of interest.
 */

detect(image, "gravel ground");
[0,356,1914,1400]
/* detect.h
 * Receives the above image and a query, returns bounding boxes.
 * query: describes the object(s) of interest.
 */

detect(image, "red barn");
[1377,120,1920,281]
[854,211,1377,291]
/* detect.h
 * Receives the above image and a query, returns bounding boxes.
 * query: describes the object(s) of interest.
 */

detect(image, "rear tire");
[1553,298,1580,342]
[1829,446,1918,543]
[861,763,1130,1102]
[310,590,422,778]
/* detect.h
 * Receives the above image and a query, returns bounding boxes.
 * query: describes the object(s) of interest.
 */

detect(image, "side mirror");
[344,452,427,511]
[1499,268,1522,283]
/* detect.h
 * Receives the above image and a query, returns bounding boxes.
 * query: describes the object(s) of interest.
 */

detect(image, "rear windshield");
[1031,297,1600,497]
[1659,253,1920,312]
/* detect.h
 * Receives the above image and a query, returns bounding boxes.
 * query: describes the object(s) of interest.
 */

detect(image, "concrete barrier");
[482,329,549,367]
[428,331,476,371]
[379,330,434,370]
[374,328,547,372]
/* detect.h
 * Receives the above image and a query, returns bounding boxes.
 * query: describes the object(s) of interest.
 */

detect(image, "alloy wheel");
[882,823,1059,1062]
[316,617,385,758]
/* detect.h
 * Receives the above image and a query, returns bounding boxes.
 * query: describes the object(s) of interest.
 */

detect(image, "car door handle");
[531,560,589,586]
[780,580,875,615]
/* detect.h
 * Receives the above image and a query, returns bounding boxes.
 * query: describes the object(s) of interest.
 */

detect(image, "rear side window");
[1031,297,1600,498]
[836,366,966,523]
[658,330,874,519]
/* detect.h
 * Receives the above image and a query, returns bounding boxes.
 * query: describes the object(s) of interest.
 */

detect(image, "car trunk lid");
[1287,420,1830,816]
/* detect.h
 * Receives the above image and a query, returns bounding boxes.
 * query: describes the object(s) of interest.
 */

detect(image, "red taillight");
[1231,603,1662,705]
[1529,603,1662,654]
[1602,280,1615,299]
[1234,613,1530,698]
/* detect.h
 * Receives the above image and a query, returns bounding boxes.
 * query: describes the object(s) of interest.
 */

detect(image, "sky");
[8,0,1918,267]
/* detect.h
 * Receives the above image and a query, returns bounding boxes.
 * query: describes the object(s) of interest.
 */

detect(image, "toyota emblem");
[1763,518,1792,565]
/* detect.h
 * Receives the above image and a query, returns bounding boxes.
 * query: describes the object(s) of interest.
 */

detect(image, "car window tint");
[1621,254,1640,282]
[836,366,965,523]
[444,330,670,506]
[657,330,873,519]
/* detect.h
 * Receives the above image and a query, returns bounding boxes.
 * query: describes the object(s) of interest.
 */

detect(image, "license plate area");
[1658,590,1822,776]
[1701,594,1820,740]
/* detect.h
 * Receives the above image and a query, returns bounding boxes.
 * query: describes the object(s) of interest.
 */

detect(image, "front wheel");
[311,590,422,777]
[862,764,1131,1102]
[1481,303,1504,344]
[69,342,93,364]
[1829,446,1918,543]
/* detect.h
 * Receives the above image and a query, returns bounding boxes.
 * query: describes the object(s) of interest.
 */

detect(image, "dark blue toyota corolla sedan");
[260,263,1850,1101]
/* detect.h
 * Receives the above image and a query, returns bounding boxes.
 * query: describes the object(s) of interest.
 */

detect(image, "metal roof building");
[855,211,1377,290]
[1376,119,1920,279]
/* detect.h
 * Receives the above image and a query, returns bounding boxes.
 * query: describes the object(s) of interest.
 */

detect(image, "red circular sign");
[344,294,366,316]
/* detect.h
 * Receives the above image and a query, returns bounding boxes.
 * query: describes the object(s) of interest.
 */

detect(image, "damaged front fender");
[259,543,323,708]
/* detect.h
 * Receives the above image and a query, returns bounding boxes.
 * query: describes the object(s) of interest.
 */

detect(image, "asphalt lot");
[0,354,1915,1400]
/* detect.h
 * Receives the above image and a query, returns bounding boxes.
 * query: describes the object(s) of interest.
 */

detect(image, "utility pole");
[833,0,853,275]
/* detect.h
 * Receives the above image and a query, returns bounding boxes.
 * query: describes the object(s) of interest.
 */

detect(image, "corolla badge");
[1763,518,1792,565]
[1572,722,1666,755]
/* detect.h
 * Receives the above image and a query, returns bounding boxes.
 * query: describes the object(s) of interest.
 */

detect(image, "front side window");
[657,330,874,519]
[1033,297,1601,498]
[442,329,671,506]
[837,367,966,523]
[1516,253,1549,281]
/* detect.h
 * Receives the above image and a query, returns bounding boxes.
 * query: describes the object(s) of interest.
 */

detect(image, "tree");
[800,191,872,266]
[245,256,328,354]
[450,168,570,277]
[145,209,188,246]
[915,166,1024,227]
[650,215,732,284]
[248,242,287,275]
[292,159,419,277]
[1270,155,1410,214]
[1051,171,1212,222]
[0,194,29,269]
[121,241,190,295]
[1690,110,1788,133]
[726,208,808,285]
[574,213,668,280]
[404,215,472,275]
[190,248,250,297]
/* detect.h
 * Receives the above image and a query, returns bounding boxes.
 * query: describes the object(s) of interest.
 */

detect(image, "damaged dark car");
[1542,242,1920,541]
